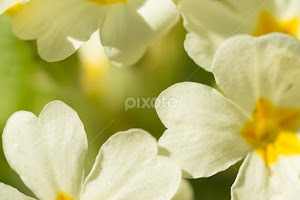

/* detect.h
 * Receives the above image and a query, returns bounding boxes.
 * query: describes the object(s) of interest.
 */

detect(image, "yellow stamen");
[241,99,300,165]
[56,192,74,200]
[4,3,24,16]
[253,11,299,39]
[88,0,127,5]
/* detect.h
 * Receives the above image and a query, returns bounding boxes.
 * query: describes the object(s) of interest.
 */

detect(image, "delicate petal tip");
[2,110,38,147]
[39,100,79,118]
[183,31,215,72]
[109,128,158,147]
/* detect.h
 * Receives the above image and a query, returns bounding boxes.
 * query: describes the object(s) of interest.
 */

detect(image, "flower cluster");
[1,0,300,199]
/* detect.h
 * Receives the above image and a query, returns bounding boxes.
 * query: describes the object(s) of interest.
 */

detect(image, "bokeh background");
[0,14,242,200]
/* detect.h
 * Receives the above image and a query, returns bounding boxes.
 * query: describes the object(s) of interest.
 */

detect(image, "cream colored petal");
[212,33,300,112]
[81,129,181,200]
[0,0,18,14]
[156,82,251,178]
[13,0,102,61]
[3,101,87,200]
[100,0,179,67]
[232,152,300,200]
[179,0,262,71]
[0,183,36,200]
[231,152,270,200]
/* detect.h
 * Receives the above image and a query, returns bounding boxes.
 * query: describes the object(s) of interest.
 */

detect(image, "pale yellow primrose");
[179,0,300,71]
[0,101,182,200]
[11,0,179,67]
[156,34,300,200]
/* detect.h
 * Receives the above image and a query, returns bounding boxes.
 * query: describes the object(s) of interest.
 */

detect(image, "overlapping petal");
[81,129,181,200]
[157,82,251,178]
[12,0,179,65]
[101,0,179,67]
[212,34,300,113]
[179,0,264,70]
[13,0,102,62]
[232,152,300,200]
[2,101,87,200]
[180,0,300,71]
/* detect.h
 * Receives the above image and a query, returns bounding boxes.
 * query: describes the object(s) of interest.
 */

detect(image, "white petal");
[100,0,179,67]
[0,183,36,200]
[172,179,194,200]
[212,33,300,113]
[179,0,262,71]
[3,101,88,200]
[13,0,102,62]
[156,82,251,178]
[231,152,270,200]
[183,31,222,72]
[81,129,181,200]
[0,0,18,14]
[232,152,300,200]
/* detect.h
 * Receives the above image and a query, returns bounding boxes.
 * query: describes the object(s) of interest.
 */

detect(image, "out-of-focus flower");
[156,34,300,199]
[179,0,300,71]
[78,30,110,98]
[0,101,181,200]
[12,0,179,66]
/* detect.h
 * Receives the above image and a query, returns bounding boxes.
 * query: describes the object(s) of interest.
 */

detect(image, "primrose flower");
[179,0,300,71]
[156,34,300,199]
[12,0,179,66]
[0,101,181,200]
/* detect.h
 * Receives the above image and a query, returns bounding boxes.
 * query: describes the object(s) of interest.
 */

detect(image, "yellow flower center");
[88,0,127,5]
[56,192,74,200]
[241,99,300,165]
[253,11,299,39]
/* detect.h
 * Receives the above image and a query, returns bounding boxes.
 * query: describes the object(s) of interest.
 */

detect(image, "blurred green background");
[0,14,241,200]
